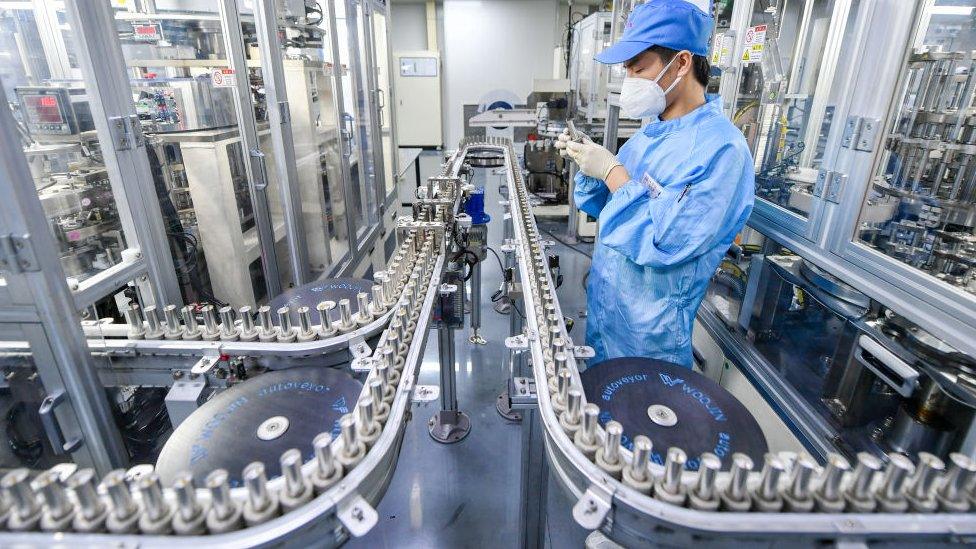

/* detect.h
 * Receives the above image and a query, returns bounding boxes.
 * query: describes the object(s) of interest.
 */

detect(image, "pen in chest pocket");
[676,183,692,203]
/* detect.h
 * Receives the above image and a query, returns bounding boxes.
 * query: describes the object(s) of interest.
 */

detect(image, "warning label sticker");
[741,24,767,64]
[211,68,236,88]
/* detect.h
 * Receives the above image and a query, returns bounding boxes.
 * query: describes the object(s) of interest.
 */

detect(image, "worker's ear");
[675,50,694,77]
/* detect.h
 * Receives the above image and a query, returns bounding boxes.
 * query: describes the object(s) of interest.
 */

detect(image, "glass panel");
[0,330,173,473]
[351,1,379,226]
[334,0,368,240]
[733,0,856,219]
[570,13,612,122]
[266,5,350,274]
[373,10,396,201]
[0,4,129,285]
[857,0,976,297]
[112,1,288,307]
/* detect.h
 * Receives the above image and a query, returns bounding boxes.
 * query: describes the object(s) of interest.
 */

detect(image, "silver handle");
[856,335,918,398]
[39,390,83,455]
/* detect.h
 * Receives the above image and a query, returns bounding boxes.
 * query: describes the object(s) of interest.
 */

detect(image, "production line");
[1,0,976,547]
[0,137,972,546]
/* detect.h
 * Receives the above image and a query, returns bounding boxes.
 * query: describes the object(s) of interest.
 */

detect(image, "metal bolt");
[219,306,237,337]
[163,304,182,335]
[239,306,256,334]
[564,388,582,425]
[298,306,314,335]
[377,362,392,391]
[338,299,354,329]
[556,369,571,403]
[789,454,818,500]
[181,306,199,333]
[554,351,568,376]
[172,472,202,522]
[939,453,976,501]
[243,462,272,514]
[356,292,372,323]
[277,307,294,335]
[36,470,73,521]
[694,453,722,500]
[317,301,337,335]
[314,433,337,479]
[340,414,359,457]
[137,473,169,523]
[124,306,145,337]
[2,469,38,520]
[727,453,754,501]
[144,306,162,336]
[67,469,105,521]
[102,469,137,520]
[909,452,945,500]
[201,305,219,333]
[629,436,652,482]
[817,454,851,501]
[603,421,623,464]
[358,397,376,433]
[581,404,599,444]
[848,452,882,501]
[206,469,235,522]
[281,449,307,499]
[369,379,385,411]
[758,454,786,501]
[662,447,687,494]
[381,273,396,305]
[371,285,386,313]
[258,305,274,331]
[879,453,915,500]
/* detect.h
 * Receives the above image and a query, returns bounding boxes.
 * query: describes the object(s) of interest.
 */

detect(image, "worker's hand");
[554,128,591,158]
[565,139,623,181]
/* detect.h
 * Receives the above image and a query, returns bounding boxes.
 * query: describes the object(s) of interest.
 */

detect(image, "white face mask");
[619,54,683,120]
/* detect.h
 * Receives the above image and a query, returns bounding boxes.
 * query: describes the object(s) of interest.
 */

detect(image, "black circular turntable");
[580,357,768,470]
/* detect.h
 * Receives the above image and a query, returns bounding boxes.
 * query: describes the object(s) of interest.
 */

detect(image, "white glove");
[565,139,623,181]
[554,128,589,158]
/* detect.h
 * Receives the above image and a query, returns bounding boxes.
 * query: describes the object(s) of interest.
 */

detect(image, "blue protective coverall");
[575,95,755,368]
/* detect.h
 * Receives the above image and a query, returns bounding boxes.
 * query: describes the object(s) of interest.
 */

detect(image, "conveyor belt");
[1,138,974,546]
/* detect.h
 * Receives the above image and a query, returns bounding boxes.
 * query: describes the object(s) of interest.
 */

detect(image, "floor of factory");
[348,151,594,548]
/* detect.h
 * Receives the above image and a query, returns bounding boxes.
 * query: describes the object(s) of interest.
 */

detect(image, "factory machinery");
[0,139,974,546]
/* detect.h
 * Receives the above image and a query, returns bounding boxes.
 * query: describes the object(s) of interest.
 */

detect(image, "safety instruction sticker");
[710,32,724,65]
[741,24,767,64]
[710,33,736,68]
[211,68,236,88]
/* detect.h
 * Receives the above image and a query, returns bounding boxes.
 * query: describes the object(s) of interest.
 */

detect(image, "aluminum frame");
[253,0,311,286]
[745,0,858,245]
[217,0,284,299]
[36,0,186,309]
[371,0,401,211]
[0,83,128,474]
[747,0,976,356]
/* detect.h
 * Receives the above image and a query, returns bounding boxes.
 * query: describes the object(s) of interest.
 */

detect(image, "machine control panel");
[16,87,91,136]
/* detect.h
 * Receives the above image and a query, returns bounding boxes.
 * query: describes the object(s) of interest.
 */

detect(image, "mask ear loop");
[655,51,687,95]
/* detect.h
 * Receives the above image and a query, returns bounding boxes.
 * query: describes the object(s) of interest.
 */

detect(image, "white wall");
[391,3,428,51]
[442,0,561,146]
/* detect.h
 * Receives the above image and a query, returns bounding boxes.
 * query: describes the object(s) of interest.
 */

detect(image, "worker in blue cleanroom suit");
[556,0,755,368]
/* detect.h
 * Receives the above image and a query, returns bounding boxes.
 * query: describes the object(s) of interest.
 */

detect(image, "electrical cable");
[540,228,593,259]
[486,246,506,274]
[5,403,42,466]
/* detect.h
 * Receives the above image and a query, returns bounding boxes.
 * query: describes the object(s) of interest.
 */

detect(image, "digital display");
[23,94,65,124]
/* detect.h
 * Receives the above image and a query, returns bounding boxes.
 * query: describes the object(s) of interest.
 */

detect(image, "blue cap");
[595,0,714,63]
